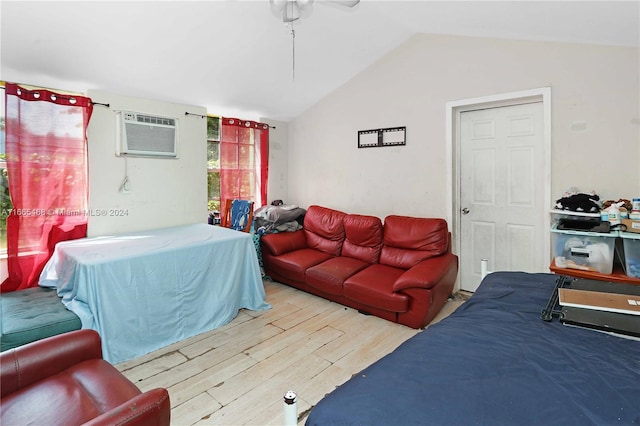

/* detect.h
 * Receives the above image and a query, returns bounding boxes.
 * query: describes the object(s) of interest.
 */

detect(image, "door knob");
[462,207,470,215]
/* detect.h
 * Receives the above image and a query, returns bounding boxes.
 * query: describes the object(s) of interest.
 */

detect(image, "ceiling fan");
[270,0,361,79]
[270,0,360,23]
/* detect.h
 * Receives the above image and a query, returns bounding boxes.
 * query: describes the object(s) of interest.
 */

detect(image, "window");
[2,82,92,291]
[207,115,221,213]
[208,116,269,217]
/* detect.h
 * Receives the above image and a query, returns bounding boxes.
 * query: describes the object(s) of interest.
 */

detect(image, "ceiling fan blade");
[326,0,360,7]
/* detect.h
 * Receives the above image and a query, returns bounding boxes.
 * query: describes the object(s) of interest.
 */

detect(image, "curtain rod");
[2,86,275,129]
[0,81,85,97]
[188,112,276,130]
[1,83,103,107]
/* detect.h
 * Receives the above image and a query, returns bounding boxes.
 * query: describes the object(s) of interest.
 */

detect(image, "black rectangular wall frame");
[358,126,406,148]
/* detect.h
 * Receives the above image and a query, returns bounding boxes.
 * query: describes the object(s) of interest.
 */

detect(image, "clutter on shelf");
[554,190,601,213]
[551,188,640,278]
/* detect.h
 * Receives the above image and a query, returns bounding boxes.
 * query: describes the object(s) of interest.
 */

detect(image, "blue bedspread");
[306,272,640,425]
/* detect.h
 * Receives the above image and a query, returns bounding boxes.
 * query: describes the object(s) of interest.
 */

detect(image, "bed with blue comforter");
[306,272,640,425]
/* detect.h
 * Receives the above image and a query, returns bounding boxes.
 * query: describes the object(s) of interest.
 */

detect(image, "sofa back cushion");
[342,214,383,264]
[380,216,449,269]
[304,205,347,256]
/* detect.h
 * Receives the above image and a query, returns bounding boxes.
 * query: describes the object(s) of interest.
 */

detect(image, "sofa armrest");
[0,329,102,397]
[393,253,458,292]
[260,229,307,256]
[84,388,171,426]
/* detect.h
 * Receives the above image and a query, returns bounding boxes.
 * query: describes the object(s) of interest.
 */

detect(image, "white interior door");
[459,102,545,292]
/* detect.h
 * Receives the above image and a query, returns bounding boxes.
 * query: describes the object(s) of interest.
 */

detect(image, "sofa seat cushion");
[343,264,409,313]
[1,287,81,352]
[1,358,142,425]
[306,257,370,296]
[266,248,334,282]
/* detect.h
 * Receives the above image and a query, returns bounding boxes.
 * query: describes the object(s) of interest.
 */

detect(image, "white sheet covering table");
[39,224,270,363]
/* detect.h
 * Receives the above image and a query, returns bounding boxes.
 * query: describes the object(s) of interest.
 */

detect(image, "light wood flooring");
[116,280,466,426]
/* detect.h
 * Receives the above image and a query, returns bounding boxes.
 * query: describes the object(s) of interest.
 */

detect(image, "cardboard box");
[622,219,640,234]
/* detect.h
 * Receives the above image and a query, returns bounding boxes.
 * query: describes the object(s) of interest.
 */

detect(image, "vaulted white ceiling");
[2,1,638,121]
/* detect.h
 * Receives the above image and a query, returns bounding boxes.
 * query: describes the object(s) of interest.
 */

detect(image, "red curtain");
[220,117,269,208]
[2,83,93,292]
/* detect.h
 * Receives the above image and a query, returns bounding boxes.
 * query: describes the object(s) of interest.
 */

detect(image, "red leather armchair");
[1,329,170,426]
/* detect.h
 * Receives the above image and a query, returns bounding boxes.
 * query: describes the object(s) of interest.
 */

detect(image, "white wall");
[86,90,207,236]
[287,34,640,220]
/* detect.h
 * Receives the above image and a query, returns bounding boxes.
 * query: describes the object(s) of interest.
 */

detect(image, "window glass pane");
[207,171,220,211]
[207,116,220,140]
[238,144,254,169]
[220,141,238,168]
[206,116,221,212]
[207,141,219,169]
[207,171,220,198]
[222,170,240,198]
[239,171,255,199]
[221,123,238,143]
[238,127,253,145]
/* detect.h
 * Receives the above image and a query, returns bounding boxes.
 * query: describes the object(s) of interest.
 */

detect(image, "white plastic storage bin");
[620,232,640,278]
[550,225,617,274]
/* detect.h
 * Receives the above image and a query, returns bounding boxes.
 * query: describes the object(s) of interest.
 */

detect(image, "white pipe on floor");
[283,390,297,426]
[481,259,492,280]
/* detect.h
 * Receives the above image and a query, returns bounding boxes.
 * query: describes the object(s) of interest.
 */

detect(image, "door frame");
[445,87,552,291]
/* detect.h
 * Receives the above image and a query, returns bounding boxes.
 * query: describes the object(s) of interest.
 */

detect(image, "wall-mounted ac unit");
[117,111,178,158]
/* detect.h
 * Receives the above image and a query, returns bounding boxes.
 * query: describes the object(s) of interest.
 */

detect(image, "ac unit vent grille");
[135,114,175,127]
[124,123,176,154]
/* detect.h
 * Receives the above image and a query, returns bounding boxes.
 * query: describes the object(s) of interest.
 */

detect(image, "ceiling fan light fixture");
[271,0,317,23]
[283,1,301,22]
[269,0,361,79]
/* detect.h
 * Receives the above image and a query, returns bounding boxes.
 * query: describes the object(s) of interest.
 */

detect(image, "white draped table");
[40,224,270,363]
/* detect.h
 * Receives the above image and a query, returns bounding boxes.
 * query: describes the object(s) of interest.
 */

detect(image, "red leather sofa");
[260,205,459,328]
[0,329,170,426]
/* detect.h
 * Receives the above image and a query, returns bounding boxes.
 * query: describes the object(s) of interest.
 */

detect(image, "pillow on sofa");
[342,214,383,264]
[380,216,449,269]
[304,205,347,256]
